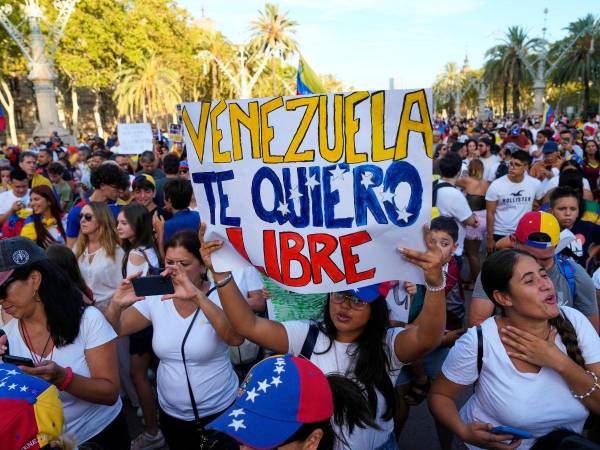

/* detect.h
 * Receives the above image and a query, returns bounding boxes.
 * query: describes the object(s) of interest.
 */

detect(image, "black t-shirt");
[149,206,173,221]
[561,219,600,269]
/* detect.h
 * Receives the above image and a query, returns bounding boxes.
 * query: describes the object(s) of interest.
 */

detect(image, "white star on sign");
[0,381,5,387]
[360,173,374,189]
[271,376,282,387]
[246,387,259,403]
[378,189,396,203]
[276,201,290,216]
[396,208,413,223]
[19,385,28,392]
[229,408,245,418]
[257,379,270,393]
[288,186,303,202]
[228,419,246,431]
[329,165,347,181]
[274,366,285,374]
[8,383,17,390]
[305,174,320,190]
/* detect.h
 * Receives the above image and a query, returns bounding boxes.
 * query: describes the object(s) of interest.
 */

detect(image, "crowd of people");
[0,112,599,450]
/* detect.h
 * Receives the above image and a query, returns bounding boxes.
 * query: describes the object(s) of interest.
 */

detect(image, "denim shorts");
[396,346,450,385]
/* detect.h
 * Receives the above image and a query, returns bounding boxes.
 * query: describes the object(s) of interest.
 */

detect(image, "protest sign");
[182,89,433,293]
[116,123,153,154]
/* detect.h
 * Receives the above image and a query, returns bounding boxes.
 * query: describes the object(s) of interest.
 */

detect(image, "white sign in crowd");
[116,123,154,154]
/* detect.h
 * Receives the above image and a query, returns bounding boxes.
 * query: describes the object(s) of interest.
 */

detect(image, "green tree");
[550,14,600,119]
[483,56,509,116]
[485,26,540,117]
[250,3,298,96]
[113,53,182,127]
[433,62,461,115]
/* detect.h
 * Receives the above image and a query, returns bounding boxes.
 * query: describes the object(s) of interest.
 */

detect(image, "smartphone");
[491,426,533,439]
[2,354,35,368]
[131,275,175,297]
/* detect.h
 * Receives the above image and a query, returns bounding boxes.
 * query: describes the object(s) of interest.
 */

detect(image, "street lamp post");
[0,0,78,143]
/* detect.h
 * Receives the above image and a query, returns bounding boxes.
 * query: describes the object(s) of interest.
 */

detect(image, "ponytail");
[549,314,585,368]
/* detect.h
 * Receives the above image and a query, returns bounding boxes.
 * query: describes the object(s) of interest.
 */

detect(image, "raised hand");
[111,273,145,309]
[160,264,200,303]
[500,325,567,370]
[198,222,227,275]
[398,225,444,286]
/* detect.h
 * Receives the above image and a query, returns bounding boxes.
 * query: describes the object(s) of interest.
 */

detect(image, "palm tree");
[199,30,235,100]
[483,54,509,116]
[485,26,541,117]
[114,54,182,126]
[433,62,461,115]
[550,14,600,119]
[250,3,298,96]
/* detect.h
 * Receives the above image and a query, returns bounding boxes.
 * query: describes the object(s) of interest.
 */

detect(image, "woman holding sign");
[203,224,447,450]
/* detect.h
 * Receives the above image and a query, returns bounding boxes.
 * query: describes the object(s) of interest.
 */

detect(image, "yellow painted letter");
[395,90,433,160]
[284,96,318,162]
[229,102,260,160]
[344,91,369,164]
[210,100,231,163]
[181,103,210,163]
[318,95,344,163]
[260,97,284,163]
[371,91,395,162]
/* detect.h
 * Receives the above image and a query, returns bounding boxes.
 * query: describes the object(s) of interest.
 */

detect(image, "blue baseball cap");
[340,283,391,304]
[208,354,333,449]
[543,141,559,154]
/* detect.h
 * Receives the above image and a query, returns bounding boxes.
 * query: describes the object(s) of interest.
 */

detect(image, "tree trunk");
[583,67,590,120]
[502,79,508,117]
[0,79,18,146]
[71,86,79,139]
[512,71,520,119]
[93,90,104,138]
[271,54,276,96]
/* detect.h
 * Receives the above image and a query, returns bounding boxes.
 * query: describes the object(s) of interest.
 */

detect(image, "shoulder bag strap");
[300,323,320,360]
[476,325,483,376]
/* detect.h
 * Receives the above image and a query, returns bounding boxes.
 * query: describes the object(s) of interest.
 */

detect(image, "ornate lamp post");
[0,0,78,143]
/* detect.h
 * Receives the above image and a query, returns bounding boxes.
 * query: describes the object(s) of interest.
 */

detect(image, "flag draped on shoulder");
[296,56,325,95]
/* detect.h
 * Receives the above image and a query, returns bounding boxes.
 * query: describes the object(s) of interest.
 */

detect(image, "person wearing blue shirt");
[66,162,130,247]
[155,178,200,253]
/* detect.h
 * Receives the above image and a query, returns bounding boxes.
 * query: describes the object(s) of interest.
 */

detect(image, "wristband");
[424,271,446,292]
[215,273,233,289]
[57,367,74,391]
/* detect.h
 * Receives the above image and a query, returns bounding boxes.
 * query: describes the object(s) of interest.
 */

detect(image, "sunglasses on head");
[79,213,94,222]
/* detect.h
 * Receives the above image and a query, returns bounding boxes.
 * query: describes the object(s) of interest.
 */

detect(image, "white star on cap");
[274,366,285,374]
[228,419,246,431]
[257,379,270,393]
[0,381,6,387]
[229,408,245,418]
[6,370,17,376]
[8,383,17,390]
[271,376,282,387]
[19,385,28,392]
[246,387,259,403]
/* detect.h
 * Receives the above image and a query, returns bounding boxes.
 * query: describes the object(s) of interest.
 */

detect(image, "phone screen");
[131,276,175,297]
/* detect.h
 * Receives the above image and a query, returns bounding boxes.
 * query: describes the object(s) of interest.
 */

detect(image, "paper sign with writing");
[182,89,433,293]
[117,123,154,154]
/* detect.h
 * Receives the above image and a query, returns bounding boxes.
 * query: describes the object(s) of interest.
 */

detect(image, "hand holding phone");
[2,354,35,368]
[131,275,174,297]
[491,426,533,440]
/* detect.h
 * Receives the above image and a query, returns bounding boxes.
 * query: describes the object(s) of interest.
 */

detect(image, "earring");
[33,290,41,302]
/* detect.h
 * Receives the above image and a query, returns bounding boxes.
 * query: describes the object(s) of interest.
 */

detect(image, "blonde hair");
[468,158,484,180]
[74,201,120,260]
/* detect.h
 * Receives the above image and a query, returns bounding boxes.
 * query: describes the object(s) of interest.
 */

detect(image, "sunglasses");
[331,292,368,310]
[79,213,94,222]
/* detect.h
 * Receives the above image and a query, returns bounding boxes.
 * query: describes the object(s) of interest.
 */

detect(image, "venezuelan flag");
[543,103,555,127]
[0,363,64,450]
[0,105,6,132]
[296,56,325,95]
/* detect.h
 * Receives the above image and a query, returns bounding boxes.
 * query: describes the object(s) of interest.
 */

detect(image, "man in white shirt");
[477,138,500,182]
[486,150,544,253]
[528,129,551,163]
[0,169,30,226]
[434,153,478,258]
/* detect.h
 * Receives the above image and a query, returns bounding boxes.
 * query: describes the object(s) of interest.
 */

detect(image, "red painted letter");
[339,231,375,284]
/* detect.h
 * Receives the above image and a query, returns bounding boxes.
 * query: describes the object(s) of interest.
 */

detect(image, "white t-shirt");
[77,247,125,308]
[592,267,600,290]
[0,189,29,215]
[528,144,543,163]
[544,175,592,196]
[480,154,500,182]
[283,321,404,450]
[443,306,600,450]
[1,307,122,444]
[436,184,473,256]
[485,175,544,236]
[133,294,238,420]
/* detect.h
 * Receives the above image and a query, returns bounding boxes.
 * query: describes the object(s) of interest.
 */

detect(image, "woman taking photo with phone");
[116,202,164,450]
[0,237,128,449]
[104,229,243,449]
[204,225,447,450]
[429,249,600,450]
[20,185,66,248]
[75,202,124,309]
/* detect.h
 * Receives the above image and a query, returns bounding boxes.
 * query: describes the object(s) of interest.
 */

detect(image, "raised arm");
[199,223,289,354]
[394,225,446,363]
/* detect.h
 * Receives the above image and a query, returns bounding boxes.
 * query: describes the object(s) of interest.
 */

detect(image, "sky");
[178,0,597,91]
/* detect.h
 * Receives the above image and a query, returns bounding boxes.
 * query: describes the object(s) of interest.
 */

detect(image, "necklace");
[19,320,54,366]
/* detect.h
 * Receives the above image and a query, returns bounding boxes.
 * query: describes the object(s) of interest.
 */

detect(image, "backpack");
[555,254,577,299]
[432,180,457,217]
[300,323,320,359]
[495,161,508,179]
